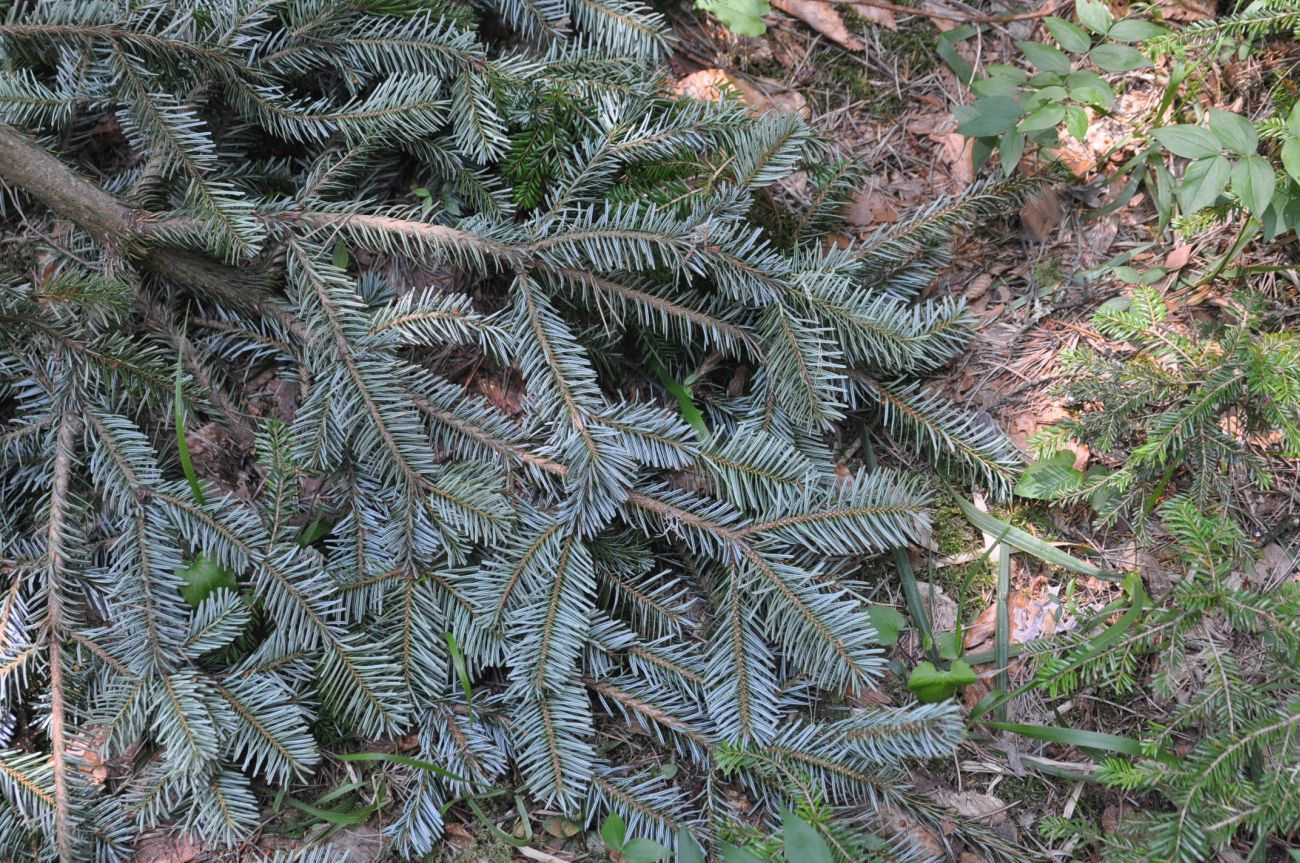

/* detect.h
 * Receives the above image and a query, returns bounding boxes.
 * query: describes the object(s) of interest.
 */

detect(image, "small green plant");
[1028,288,1300,527]
[695,0,770,37]
[952,0,1300,240]
[1039,499,1300,862]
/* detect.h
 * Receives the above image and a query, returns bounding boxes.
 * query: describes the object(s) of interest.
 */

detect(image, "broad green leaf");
[937,25,979,85]
[1044,16,1091,53]
[622,838,671,863]
[986,63,1029,83]
[1088,44,1150,72]
[332,239,349,270]
[999,131,1026,175]
[677,830,707,863]
[1020,104,1065,132]
[1230,155,1275,218]
[1289,103,1300,138]
[178,555,238,607]
[722,844,767,863]
[601,812,627,851]
[972,77,1021,98]
[1015,451,1083,499]
[1179,154,1230,213]
[1076,0,1114,33]
[908,659,977,703]
[782,810,834,863]
[1208,108,1257,156]
[1016,40,1072,74]
[868,604,907,646]
[1152,125,1222,158]
[1106,18,1167,41]
[1281,139,1300,183]
[1064,105,1089,140]
[954,95,1023,137]
[695,0,768,36]
[1066,71,1114,108]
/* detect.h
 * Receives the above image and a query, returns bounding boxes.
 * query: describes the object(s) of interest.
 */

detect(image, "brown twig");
[851,0,1068,24]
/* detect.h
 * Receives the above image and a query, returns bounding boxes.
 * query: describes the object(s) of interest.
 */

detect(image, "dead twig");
[851,0,1069,24]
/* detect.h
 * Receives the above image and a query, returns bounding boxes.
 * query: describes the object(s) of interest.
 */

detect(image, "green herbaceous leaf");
[1064,105,1089,140]
[1088,44,1150,72]
[1179,154,1230,213]
[696,0,768,35]
[952,495,1117,579]
[1281,139,1300,183]
[868,604,908,646]
[1289,103,1300,138]
[908,659,977,703]
[1066,70,1114,108]
[1153,125,1222,158]
[1017,40,1072,74]
[955,95,1023,137]
[1020,104,1065,132]
[677,830,707,863]
[723,844,767,863]
[1000,131,1026,174]
[1106,18,1168,41]
[1075,0,1114,33]
[178,555,239,607]
[972,77,1022,98]
[936,25,979,85]
[1231,155,1275,218]
[1044,16,1091,52]
[783,810,834,863]
[1015,451,1083,499]
[622,838,672,863]
[1208,108,1258,156]
[601,812,626,850]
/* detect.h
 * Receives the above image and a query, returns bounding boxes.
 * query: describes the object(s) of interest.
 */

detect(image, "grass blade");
[952,495,1118,580]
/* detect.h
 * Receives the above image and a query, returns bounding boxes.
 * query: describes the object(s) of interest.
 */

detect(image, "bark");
[0,122,273,313]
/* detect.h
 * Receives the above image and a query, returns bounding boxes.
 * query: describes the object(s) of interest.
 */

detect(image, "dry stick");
[46,410,78,863]
[851,0,1069,24]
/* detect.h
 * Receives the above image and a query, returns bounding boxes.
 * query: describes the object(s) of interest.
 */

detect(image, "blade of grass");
[984,721,1147,757]
[444,631,473,718]
[173,327,204,505]
[861,431,937,663]
[994,543,1011,721]
[649,356,708,439]
[951,495,1118,580]
[336,751,466,783]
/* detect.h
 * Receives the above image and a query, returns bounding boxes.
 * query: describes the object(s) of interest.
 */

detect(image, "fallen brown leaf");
[844,183,899,226]
[1020,188,1062,243]
[673,68,808,116]
[938,132,974,186]
[1164,244,1193,270]
[850,1,898,30]
[770,0,865,50]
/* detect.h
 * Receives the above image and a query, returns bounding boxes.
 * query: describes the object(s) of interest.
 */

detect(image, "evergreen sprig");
[0,1,1029,860]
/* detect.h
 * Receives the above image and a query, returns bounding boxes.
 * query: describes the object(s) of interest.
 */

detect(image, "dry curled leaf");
[770,0,865,50]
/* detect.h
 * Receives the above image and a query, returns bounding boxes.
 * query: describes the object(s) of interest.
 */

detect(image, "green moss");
[447,829,518,863]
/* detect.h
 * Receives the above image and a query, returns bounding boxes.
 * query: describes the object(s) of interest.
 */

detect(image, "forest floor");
[651,2,1298,861]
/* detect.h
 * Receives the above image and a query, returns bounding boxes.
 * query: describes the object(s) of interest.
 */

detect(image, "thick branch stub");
[0,122,273,311]
[0,124,137,244]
